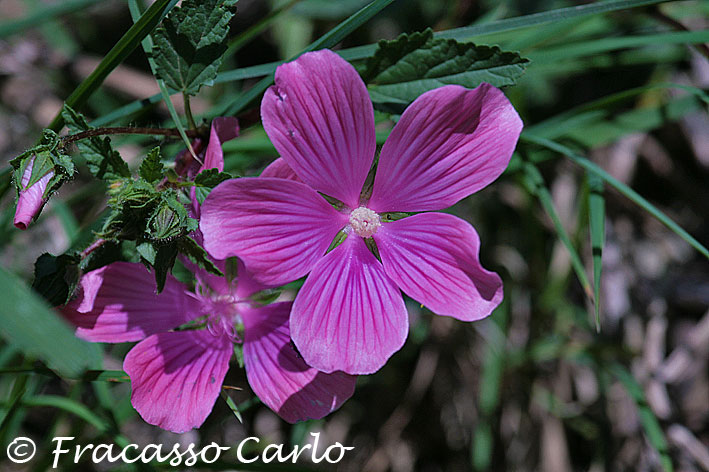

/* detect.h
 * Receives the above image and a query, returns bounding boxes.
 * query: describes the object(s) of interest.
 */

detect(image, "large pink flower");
[199,49,523,375]
[62,261,355,433]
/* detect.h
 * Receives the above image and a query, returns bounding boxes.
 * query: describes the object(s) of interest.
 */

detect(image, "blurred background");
[0,0,708,470]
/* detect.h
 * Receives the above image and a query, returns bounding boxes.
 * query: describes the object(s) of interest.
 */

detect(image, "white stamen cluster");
[349,206,381,238]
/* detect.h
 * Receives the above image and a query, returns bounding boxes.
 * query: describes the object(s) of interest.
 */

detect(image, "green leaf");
[365,29,528,105]
[151,0,237,96]
[154,242,179,293]
[46,0,176,132]
[522,134,709,261]
[62,106,130,180]
[193,169,232,204]
[32,253,81,307]
[587,174,605,332]
[139,147,165,183]
[178,236,224,277]
[0,265,102,377]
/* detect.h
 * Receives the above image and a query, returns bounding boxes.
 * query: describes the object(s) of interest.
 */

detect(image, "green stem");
[183,93,198,130]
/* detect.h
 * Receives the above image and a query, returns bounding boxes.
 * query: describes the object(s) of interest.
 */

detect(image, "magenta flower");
[199,50,523,375]
[14,155,54,230]
[175,116,239,178]
[62,261,355,432]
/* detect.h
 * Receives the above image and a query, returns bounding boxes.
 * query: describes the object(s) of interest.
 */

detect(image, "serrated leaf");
[62,105,130,180]
[139,147,165,183]
[178,236,223,276]
[365,28,529,106]
[151,0,236,95]
[32,253,81,306]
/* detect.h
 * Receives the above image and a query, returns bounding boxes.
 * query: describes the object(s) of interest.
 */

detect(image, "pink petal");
[374,213,503,321]
[261,50,375,208]
[62,262,201,343]
[290,234,408,375]
[261,158,301,182]
[242,302,356,423]
[124,330,232,433]
[369,84,523,212]
[201,116,239,173]
[200,177,348,286]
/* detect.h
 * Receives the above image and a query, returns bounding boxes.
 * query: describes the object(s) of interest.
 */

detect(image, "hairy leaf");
[139,147,165,183]
[193,168,232,204]
[364,28,529,106]
[151,0,237,95]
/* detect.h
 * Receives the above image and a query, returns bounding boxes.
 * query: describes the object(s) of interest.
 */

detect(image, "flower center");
[349,206,381,238]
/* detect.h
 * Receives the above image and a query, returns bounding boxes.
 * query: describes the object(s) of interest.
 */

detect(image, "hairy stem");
[61,126,200,148]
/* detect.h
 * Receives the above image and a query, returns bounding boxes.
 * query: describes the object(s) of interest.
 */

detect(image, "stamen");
[349,206,381,238]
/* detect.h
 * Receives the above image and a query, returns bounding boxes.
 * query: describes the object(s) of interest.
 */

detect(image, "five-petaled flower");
[199,49,523,375]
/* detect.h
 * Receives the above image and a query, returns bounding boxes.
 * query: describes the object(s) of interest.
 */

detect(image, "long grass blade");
[522,162,594,302]
[529,30,709,64]
[587,174,605,332]
[522,134,709,260]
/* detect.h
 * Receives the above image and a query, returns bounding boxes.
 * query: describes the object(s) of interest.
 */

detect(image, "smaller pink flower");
[62,261,355,433]
[14,155,54,230]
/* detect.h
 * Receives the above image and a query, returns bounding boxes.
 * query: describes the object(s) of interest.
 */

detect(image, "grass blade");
[522,162,594,302]
[607,364,673,471]
[0,0,104,39]
[46,0,177,132]
[528,29,709,64]
[435,0,671,40]
[587,173,605,332]
[522,134,709,261]
[0,266,102,378]
[220,390,243,424]
[22,395,109,432]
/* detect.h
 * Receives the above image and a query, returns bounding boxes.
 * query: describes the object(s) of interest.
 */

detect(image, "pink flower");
[174,116,239,179]
[199,50,523,375]
[62,261,355,433]
[14,155,54,230]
